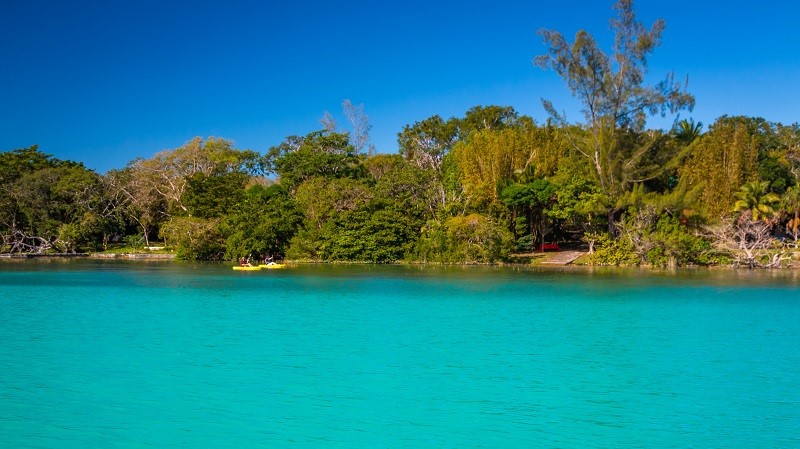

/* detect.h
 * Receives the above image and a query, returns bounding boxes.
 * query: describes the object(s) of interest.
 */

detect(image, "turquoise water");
[1,261,799,448]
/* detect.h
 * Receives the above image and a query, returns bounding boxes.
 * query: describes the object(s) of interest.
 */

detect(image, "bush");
[589,233,640,266]
[413,213,514,263]
[288,204,422,263]
[159,217,225,260]
[590,212,716,267]
[123,234,145,250]
[646,215,714,267]
[221,184,304,261]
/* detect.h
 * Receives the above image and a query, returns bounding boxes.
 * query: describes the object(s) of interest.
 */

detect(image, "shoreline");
[2,251,799,269]
[0,253,176,260]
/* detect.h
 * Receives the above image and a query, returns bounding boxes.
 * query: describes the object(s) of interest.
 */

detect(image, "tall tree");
[680,116,762,220]
[105,167,165,247]
[293,177,373,231]
[221,184,303,260]
[267,131,364,192]
[0,146,109,253]
[780,124,800,181]
[182,172,248,219]
[535,0,694,232]
[397,115,460,172]
[364,154,438,217]
[342,99,374,155]
[782,185,800,242]
[129,137,261,215]
[319,111,337,132]
[451,122,566,207]
[501,179,558,249]
[452,128,537,207]
[458,105,520,138]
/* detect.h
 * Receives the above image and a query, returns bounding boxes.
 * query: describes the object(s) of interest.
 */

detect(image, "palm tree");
[782,185,800,239]
[674,119,703,145]
[733,180,780,222]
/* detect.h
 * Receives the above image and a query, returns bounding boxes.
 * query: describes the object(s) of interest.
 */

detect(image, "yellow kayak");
[258,263,286,269]
[232,265,262,271]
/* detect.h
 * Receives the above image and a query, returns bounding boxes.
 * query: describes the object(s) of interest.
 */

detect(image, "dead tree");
[706,214,786,268]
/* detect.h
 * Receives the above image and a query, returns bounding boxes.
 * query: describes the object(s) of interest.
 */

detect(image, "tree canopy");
[535,0,694,231]
[3,1,799,268]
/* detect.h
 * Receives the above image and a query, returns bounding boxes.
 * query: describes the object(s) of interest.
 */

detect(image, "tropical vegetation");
[2,0,799,268]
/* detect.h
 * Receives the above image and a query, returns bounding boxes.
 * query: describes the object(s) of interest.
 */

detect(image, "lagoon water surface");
[1,261,799,448]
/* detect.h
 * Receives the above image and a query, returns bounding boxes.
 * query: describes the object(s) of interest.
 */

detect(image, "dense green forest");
[2,1,799,267]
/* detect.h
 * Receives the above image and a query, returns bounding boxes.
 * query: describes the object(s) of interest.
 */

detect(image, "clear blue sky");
[2,0,798,173]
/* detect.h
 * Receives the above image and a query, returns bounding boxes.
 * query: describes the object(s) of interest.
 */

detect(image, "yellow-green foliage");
[413,213,514,263]
[680,118,759,220]
[451,126,562,207]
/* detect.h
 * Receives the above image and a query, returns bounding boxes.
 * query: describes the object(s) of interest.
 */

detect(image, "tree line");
[2,0,798,267]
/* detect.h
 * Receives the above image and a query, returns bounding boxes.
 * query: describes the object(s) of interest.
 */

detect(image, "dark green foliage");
[549,169,608,240]
[758,152,794,194]
[287,155,432,262]
[183,172,248,218]
[284,228,324,261]
[0,145,62,183]
[5,102,797,266]
[267,130,365,191]
[673,119,703,145]
[500,179,558,249]
[293,177,373,231]
[319,205,421,262]
[364,154,436,218]
[0,146,113,253]
[288,197,422,263]
[458,105,520,138]
[221,184,303,260]
[440,153,462,207]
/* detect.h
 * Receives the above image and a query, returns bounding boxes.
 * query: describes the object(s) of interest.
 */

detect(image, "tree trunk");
[142,226,150,247]
[528,207,536,251]
[607,207,620,237]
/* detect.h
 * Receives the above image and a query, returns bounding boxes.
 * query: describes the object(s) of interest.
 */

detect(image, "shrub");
[413,213,514,263]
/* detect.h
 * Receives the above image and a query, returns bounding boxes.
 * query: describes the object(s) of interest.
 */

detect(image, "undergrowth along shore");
[4,248,800,269]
